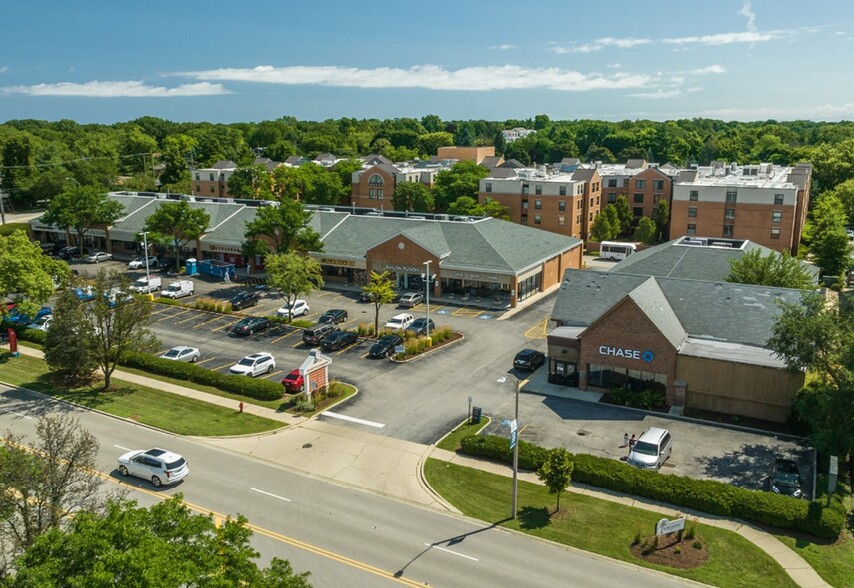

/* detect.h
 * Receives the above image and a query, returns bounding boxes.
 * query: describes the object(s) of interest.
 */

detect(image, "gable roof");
[571,168,598,182]
[625,159,647,169]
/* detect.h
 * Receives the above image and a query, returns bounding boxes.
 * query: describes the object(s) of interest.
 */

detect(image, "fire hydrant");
[239,401,244,413]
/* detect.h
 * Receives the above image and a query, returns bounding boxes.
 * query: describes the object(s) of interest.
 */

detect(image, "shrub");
[293,398,315,413]
[356,322,375,337]
[153,297,182,307]
[458,433,845,539]
[120,351,283,401]
[608,387,666,409]
[693,540,703,550]
[191,297,232,314]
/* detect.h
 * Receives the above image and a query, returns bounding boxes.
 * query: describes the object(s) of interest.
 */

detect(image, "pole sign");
[655,517,686,536]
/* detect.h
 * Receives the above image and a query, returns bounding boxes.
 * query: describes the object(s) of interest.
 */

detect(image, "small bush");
[693,540,703,550]
[153,297,182,307]
[356,322,375,336]
[632,530,642,546]
[191,297,232,314]
[685,523,696,540]
[608,387,666,409]
[293,398,316,413]
[674,546,681,555]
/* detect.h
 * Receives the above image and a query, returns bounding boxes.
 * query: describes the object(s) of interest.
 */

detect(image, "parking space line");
[268,370,283,379]
[334,342,360,355]
[175,313,202,325]
[453,307,484,318]
[211,362,234,372]
[194,315,227,329]
[272,330,298,344]
[212,319,241,332]
[158,308,192,321]
[195,357,217,366]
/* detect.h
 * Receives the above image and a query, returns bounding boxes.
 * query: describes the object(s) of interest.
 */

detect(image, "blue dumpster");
[197,258,235,279]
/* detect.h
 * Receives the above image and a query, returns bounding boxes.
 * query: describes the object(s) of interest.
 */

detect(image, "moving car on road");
[84,251,112,263]
[229,317,271,336]
[160,346,200,363]
[229,352,276,377]
[277,299,309,318]
[320,330,358,351]
[369,334,403,358]
[117,447,189,488]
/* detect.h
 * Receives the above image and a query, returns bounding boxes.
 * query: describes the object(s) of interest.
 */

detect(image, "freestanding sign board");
[655,517,686,536]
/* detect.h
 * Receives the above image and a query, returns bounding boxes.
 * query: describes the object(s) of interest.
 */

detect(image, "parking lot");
[69,257,812,494]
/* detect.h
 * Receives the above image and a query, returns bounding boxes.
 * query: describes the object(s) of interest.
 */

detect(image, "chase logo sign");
[598,345,655,364]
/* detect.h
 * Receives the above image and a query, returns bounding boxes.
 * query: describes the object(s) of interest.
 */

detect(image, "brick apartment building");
[191,157,281,199]
[598,160,675,221]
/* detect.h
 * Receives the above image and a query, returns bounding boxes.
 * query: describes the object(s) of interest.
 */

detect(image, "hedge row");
[459,434,846,539]
[1,322,47,346]
[120,351,284,401]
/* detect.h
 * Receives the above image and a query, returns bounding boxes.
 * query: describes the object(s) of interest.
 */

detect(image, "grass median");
[425,459,798,588]
[0,353,283,436]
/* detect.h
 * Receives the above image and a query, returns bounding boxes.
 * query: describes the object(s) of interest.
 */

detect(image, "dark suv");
[770,458,803,498]
[513,349,546,371]
[229,290,260,311]
[302,322,339,346]
[318,308,348,324]
[406,318,435,337]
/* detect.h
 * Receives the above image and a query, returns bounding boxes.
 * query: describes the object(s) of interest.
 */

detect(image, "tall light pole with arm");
[422,260,434,340]
[140,231,151,287]
[498,374,521,519]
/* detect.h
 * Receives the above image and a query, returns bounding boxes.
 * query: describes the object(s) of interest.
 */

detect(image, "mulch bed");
[630,534,709,569]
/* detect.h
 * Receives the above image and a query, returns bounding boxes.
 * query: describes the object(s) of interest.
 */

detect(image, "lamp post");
[497,374,521,519]
[422,260,435,340]
[140,231,151,287]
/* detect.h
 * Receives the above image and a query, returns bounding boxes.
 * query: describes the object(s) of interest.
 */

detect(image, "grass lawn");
[437,416,491,451]
[0,353,283,436]
[425,459,798,588]
[773,533,854,588]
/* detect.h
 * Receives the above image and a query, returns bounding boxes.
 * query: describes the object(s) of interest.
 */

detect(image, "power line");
[0,151,156,170]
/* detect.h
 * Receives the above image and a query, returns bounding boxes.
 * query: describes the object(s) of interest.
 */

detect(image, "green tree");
[825,178,854,226]
[418,131,455,156]
[244,198,323,255]
[265,252,324,323]
[227,164,274,199]
[158,134,197,190]
[536,447,574,514]
[44,284,98,382]
[143,200,210,271]
[41,186,125,254]
[1,133,36,205]
[808,194,851,278]
[493,129,507,156]
[0,231,67,317]
[362,270,397,337]
[653,199,670,241]
[265,140,297,163]
[300,163,345,205]
[392,182,434,212]
[432,161,489,211]
[590,212,613,244]
[332,158,364,198]
[6,496,311,587]
[613,195,632,236]
[0,415,104,573]
[474,198,511,220]
[602,205,620,240]
[447,196,479,216]
[726,249,815,289]
[633,217,658,245]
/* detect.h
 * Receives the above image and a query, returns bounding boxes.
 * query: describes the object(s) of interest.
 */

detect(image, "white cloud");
[0,66,8,74]
[702,102,854,121]
[662,30,782,46]
[490,44,517,50]
[627,89,683,100]
[549,37,652,54]
[739,0,757,33]
[1,80,230,97]
[693,64,727,74]
[178,64,655,92]
[607,63,622,69]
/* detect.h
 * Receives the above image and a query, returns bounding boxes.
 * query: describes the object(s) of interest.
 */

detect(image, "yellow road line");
[193,315,226,329]
[524,318,549,340]
[175,313,201,325]
[195,357,217,366]
[272,330,298,344]
[212,319,241,332]
[268,370,283,379]
[453,307,483,318]
[158,308,192,321]
[211,362,234,372]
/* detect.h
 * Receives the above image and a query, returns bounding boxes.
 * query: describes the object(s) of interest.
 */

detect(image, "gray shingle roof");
[626,277,686,348]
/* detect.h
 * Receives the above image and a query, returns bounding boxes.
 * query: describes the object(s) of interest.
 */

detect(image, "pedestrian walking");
[629,434,636,449]
[223,269,231,283]
[246,262,251,276]
[623,432,629,447]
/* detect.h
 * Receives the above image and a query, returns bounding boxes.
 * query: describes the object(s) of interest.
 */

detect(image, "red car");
[281,369,304,393]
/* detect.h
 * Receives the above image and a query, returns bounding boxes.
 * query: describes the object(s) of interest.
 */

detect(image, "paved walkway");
[3,344,832,588]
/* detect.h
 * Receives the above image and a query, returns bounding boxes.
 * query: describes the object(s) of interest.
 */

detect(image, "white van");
[627,427,672,470]
[160,280,194,299]
[599,241,637,261]
[130,275,162,293]
[384,313,414,331]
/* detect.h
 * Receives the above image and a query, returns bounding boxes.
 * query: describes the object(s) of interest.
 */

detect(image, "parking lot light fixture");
[497,374,521,519]
[422,260,435,340]
[139,231,151,283]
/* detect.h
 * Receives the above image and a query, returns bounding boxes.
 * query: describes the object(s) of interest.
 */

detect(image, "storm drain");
[577,429,591,436]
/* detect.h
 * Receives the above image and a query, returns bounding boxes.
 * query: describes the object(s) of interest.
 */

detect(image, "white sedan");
[277,299,309,318]
[26,315,53,331]
[229,352,276,377]
[128,255,159,270]
[160,346,200,363]
[84,251,112,263]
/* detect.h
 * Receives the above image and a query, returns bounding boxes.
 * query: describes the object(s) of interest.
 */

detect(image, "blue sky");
[2,0,853,124]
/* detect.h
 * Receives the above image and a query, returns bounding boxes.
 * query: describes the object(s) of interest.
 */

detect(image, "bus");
[599,241,637,261]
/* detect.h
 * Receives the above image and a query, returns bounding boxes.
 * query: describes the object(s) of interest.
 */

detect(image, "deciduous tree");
[42,186,125,253]
[432,161,489,211]
[362,271,397,337]
[0,231,67,317]
[227,164,274,199]
[537,447,574,514]
[633,217,658,245]
[143,199,210,271]
[265,252,324,323]
[392,182,434,212]
[613,195,633,236]
[726,248,815,289]
[244,198,322,255]
[44,283,98,383]
[653,199,670,241]
[808,194,851,278]
[590,212,613,244]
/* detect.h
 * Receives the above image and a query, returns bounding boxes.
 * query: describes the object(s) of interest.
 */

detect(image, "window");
[195,185,201,193]
[653,180,664,190]
[725,208,735,220]
[596,196,600,205]
[589,197,595,208]
[559,185,567,196]
[369,174,384,187]
[725,190,737,203]
[593,182,599,192]
[209,173,215,181]
[633,193,644,203]
[589,212,594,221]
[209,186,215,193]
[522,183,529,195]
[535,184,542,195]
[723,224,733,236]
[522,200,528,210]
[577,200,583,210]
[369,189,376,199]
[687,223,696,235]
[576,214,581,224]
[608,179,617,187]
[633,207,643,217]
[635,179,646,190]
[534,199,542,210]
[195,173,200,180]
[770,228,781,239]
[558,201,566,211]
[772,211,782,223]
[534,215,542,224]
[688,206,697,218]
[485,182,492,193]
[774,193,784,205]
[369,188,384,200]
[689,190,699,201]
[521,215,528,224]
[608,192,617,203]
[558,216,565,226]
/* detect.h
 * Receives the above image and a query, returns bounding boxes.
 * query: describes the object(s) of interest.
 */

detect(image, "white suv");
[117,447,189,487]
[229,352,276,377]
[384,313,414,331]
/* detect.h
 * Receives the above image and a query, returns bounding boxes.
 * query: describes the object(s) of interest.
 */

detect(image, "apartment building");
[501,127,536,142]
[436,146,497,165]
[598,160,675,221]
[191,157,281,198]
[670,162,812,254]
[478,166,602,240]
[350,162,442,209]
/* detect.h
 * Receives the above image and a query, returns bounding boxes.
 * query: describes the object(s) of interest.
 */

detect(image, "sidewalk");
[2,345,831,588]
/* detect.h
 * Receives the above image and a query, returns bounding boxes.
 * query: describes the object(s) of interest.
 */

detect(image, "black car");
[358,291,375,303]
[229,290,260,311]
[770,458,803,498]
[369,334,404,358]
[318,308,348,324]
[229,316,271,336]
[320,330,358,351]
[406,318,435,337]
[58,245,89,260]
[38,242,62,256]
[513,348,546,371]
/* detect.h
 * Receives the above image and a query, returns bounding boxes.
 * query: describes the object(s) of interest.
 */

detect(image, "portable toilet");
[185,258,198,276]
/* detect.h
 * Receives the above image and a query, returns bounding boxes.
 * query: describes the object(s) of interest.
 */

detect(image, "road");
[0,383,687,588]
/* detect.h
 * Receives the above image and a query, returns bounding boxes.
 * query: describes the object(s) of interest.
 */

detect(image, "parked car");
[770,458,803,498]
[117,447,189,488]
[38,242,61,256]
[384,313,414,331]
[358,291,376,303]
[84,251,112,264]
[128,255,159,270]
[399,292,423,307]
[130,275,161,293]
[7,306,52,325]
[369,334,403,358]
[281,369,304,393]
[26,314,53,331]
[74,285,96,301]
[302,322,338,346]
[229,317,271,336]
[320,330,358,351]
[318,308,348,324]
[627,427,672,470]
[406,318,435,337]
[160,346,200,363]
[229,290,260,311]
[160,280,194,299]
[104,287,133,308]
[277,299,309,318]
[58,245,89,260]
[229,352,275,377]
[513,348,546,372]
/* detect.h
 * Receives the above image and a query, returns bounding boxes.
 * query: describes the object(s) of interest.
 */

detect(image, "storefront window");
[587,364,666,392]
[516,272,541,301]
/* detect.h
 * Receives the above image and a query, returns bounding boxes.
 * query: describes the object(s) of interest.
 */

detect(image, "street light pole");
[423,260,432,340]
[140,231,151,286]
[498,375,521,519]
